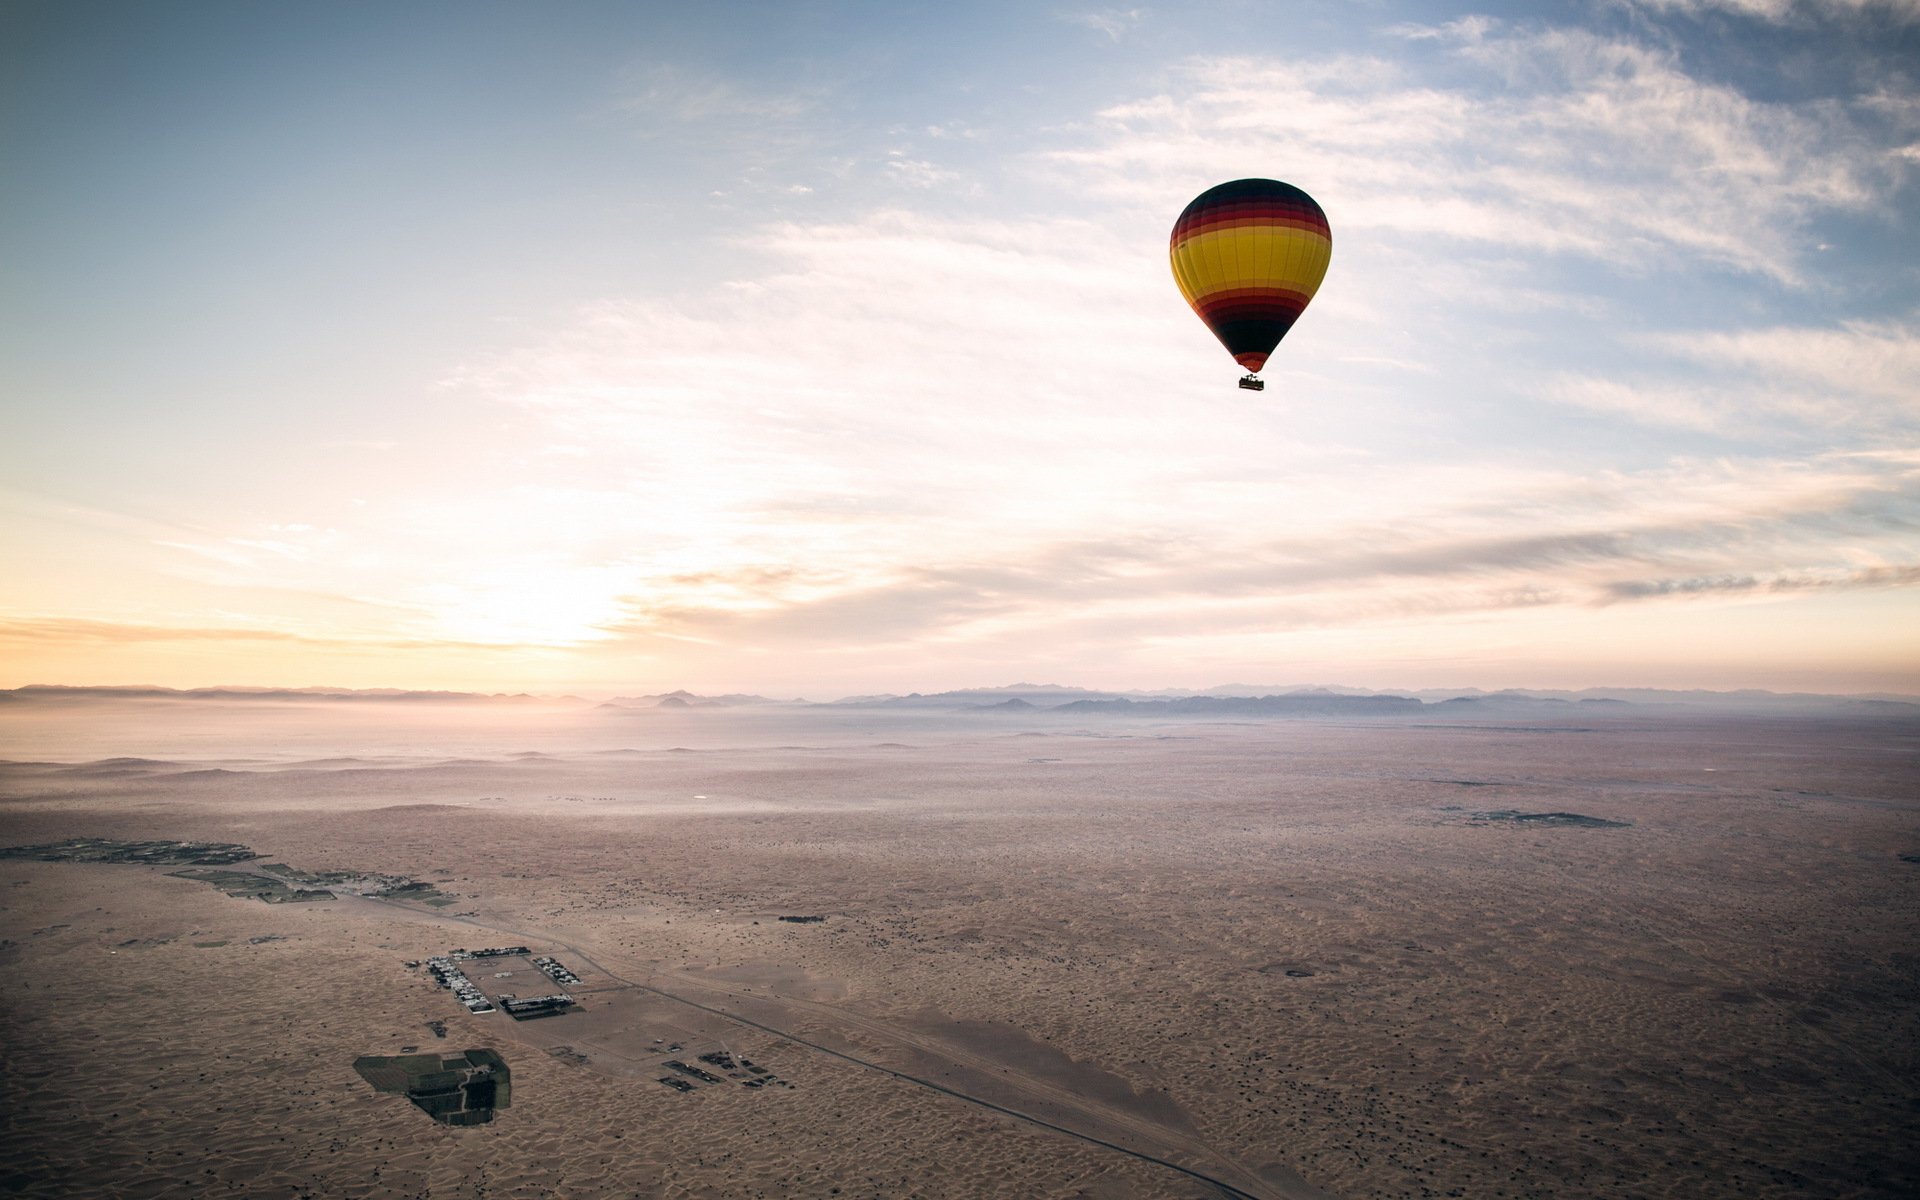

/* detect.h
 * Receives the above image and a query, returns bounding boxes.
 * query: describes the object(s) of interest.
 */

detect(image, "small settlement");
[409,943,794,1097]
[497,993,575,1019]
[425,956,496,1014]
[424,946,582,1019]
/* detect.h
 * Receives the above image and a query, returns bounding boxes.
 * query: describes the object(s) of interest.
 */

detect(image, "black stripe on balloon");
[1209,316,1298,357]
[1197,178,1316,205]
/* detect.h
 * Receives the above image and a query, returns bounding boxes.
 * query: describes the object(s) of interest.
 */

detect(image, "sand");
[2,701,1916,1198]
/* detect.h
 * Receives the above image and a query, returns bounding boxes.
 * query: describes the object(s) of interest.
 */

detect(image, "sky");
[3,0,1918,698]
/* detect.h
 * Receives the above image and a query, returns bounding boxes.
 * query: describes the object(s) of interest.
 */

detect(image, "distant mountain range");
[1046,694,1425,717]
[3,682,1914,716]
[598,689,791,710]
[826,683,1920,717]
[828,684,1126,708]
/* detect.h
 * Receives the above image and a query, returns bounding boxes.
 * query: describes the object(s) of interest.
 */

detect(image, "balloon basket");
[1237,374,1265,391]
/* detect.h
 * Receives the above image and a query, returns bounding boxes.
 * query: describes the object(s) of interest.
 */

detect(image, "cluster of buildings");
[425,956,496,1013]
[656,1050,784,1094]
[421,946,582,1020]
[498,993,575,1020]
[448,945,530,960]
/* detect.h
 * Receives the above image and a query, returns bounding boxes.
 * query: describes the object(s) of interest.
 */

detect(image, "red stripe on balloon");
[1172,200,1329,242]
[1192,287,1314,317]
[1174,215,1330,240]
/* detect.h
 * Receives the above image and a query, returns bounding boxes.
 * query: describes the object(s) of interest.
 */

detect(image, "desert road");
[359,892,1330,1200]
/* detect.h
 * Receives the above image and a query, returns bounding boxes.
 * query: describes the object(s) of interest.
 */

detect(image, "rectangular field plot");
[416,953,792,1089]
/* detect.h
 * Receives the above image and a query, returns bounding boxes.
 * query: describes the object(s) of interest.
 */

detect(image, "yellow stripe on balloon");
[1172,226,1331,302]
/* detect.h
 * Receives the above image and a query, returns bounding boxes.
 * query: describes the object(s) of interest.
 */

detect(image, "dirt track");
[362,893,1318,1200]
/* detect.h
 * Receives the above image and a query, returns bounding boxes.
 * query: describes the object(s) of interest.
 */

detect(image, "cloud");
[1625,0,1920,24]
[1648,317,1920,405]
[1546,374,1872,434]
[1048,28,1902,282]
[1551,316,1920,434]
[446,210,1190,483]
[1062,8,1146,41]
[154,521,346,572]
[1605,563,1920,599]
[1383,15,1499,41]
[886,156,961,188]
[581,446,1920,652]
[615,64,822,124]
[0,617,316,646]
[0,616,556,655]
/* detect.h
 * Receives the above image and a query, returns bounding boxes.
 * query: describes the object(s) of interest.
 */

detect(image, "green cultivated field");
[166,869,335,903]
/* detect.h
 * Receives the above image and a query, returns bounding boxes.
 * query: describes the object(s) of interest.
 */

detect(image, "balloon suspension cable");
[1237,374,1265,392]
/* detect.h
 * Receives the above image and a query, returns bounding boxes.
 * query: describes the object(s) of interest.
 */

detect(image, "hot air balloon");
[1169,179,1331,391]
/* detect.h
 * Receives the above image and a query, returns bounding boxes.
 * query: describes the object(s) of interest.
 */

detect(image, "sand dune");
[3,707,1916,1197]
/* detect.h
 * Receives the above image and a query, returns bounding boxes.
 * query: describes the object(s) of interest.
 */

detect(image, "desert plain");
[1,694,1916,1199]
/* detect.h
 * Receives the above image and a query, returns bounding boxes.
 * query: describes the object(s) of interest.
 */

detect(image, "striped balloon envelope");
[1169,179,1331,379]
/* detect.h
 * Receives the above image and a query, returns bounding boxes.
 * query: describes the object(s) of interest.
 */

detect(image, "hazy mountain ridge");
[1196,684,1920,708]
[4,682,1914,716]
[601,689,791,709]
[1046,694,1426,717]
[845,684,1919,716]
[827,683,1141,708]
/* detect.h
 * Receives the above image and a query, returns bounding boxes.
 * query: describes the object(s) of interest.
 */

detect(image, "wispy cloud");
[1648,317,1920,404]
[0,617,317,646]
[1050,27,1902,282]
[1547,374,1870,435]
[1550,316,1920,434]
[1625,0,1920,25]
[573,445,1920,653]
[1062,8,1147,41]
[1605,563,1920,600]
[0,616,562,657]
[1383,15,1499,41]
[615,64,823,124]
[885,155,961,188]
